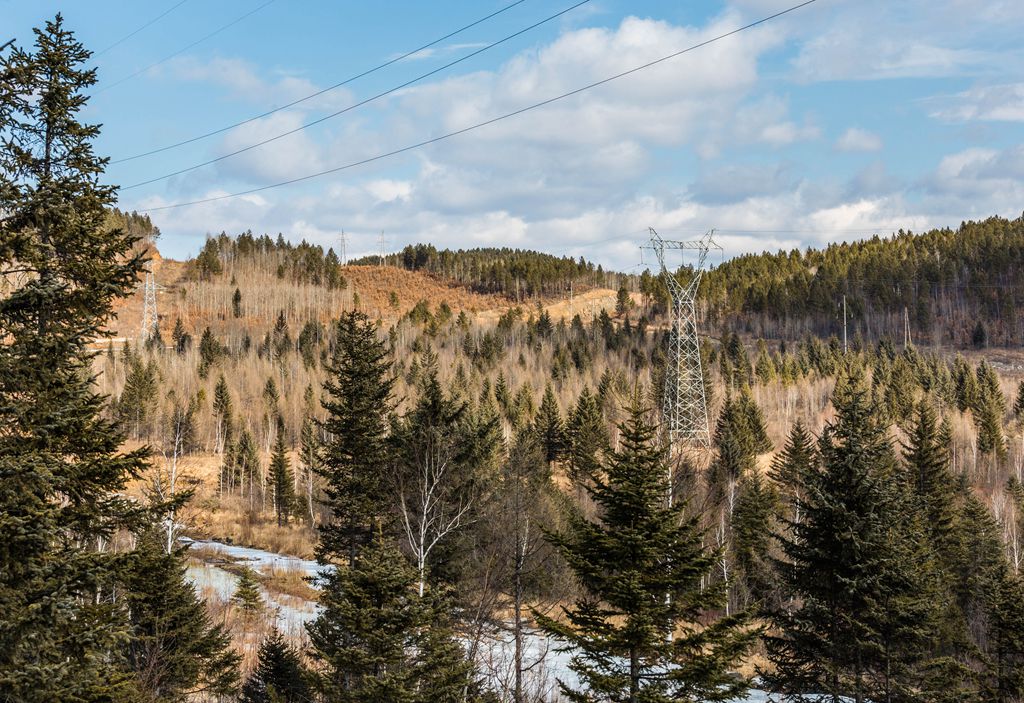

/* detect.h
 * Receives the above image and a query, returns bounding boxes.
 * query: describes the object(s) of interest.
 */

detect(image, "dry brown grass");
[259,564,319,601]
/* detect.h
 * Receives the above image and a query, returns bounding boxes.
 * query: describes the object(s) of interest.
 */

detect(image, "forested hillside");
[352,243,623,300]
[699,216,1024,346]
[346,217,1024,349]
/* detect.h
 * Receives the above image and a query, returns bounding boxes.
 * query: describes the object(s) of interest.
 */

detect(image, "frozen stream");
[184,538,785,702]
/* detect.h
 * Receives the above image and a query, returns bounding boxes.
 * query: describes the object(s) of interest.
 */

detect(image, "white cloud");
[365,179,413,203]
[160,56,354,111]
[929,83,1024,122]
[836,128,882,152]
[784,0,1011,83]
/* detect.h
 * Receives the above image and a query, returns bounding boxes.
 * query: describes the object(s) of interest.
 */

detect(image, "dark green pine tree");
[986,572,1024,703]
[234,427,262,506]
[534,382,566,464]
[764,368,938,702]
[241,629,311,703]
[307,533,480,703]
[232,566,264,618]
[232,286,243,318]
[565,386,609,486]
[949,493,1018,701]
[270,418,295,526]
[197,326,222,378]
[536,397,757,703]
[171,316,190,354]
[1014,380,1024,420]
[709,395,756,507]
[737,385,773,454]
[768,420,817,527]
[902,399,957,553]
[731,470,780,610]
[117,353,160,439]
[974,362,1007,459]
[122,529,240,701]
[316,311,395,568]
[0,17,152,701]
[212,373,233,454]
[494,371,511,415]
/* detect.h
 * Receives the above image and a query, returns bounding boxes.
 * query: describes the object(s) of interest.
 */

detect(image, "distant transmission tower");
[140,269,158,342]
[646,227,720,453]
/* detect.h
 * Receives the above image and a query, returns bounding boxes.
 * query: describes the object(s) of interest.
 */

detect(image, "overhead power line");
[112,0,530,164]
[96,0,276,94]
[119,0,590,189]
[137,0,819,213]
[94,0,190,57]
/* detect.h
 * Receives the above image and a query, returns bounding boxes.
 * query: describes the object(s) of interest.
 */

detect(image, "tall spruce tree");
[537,398,756,703]
[534,382,566,464]
[764,368,939,702]
[270,418,295,526]
[122,529,240,701]
[768,420,817,527]
[307,533,480,702]
[731,470,779,609]
[902,400,957,554]
[0,17,151,700]
[316,311,394,567]
[565,386,609,486]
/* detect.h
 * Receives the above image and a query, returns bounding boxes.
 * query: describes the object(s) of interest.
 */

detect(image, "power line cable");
[136,0,819,212]
[119,0,590,189]
[96,0,276,94]
[94,0,190,57]
[112,0,530,164]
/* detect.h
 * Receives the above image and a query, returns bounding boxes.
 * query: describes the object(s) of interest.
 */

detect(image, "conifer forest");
[5,8,1024,703]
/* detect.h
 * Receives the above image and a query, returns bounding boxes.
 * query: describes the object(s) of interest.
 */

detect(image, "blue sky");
[4,0,1024,269]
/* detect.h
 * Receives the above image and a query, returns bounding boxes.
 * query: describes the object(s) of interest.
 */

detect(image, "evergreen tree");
[732,471,779,609]
[118,354,160,439]
[197,326,222,378]
[902,400,957,553]
[565,386,609,485]
[616,285,633,316]
[270,418,295,526]
[123,529,240,701]
[510,383,535,429]
[316,311,395,567]
[534,382,566,464]
[307,533,480,702]
[213,373,233,455]
[768,420,817,527]
[391,361,488,594]
[974,362,1007,459]
[1015,380,1024,421]
[232,567,264,617]
[171,316,190,354]
[737,386,773,454]
[232,286,243,318]
[241,629,310,703]
[234,427,262,506]
[986,572,1024,702]
[494,371,511,414]
[0,17,152,700]
[537,398,756,703]
[298,416,320,525]
[764,369,939,702]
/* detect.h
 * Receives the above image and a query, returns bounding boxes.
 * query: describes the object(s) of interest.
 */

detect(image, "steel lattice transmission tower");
[140,269,158,342]
[647,227,720,452]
